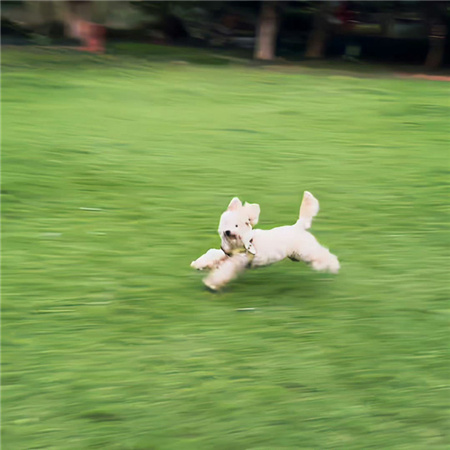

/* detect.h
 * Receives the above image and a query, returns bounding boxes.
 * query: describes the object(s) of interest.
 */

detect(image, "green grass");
[2,47,449,450]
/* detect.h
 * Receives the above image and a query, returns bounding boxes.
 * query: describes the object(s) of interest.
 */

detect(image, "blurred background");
[2,1,450,68]
[2,2,449,449]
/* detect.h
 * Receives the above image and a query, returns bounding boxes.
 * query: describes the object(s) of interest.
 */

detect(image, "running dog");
[191,192,340,290]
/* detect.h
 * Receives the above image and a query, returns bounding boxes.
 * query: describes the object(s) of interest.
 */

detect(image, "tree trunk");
[254,1,279,61]
[25,1,54,29]
[424,2,447,70]
[425,22,447,70]
[52,0,73,37]
[305,2,330,59]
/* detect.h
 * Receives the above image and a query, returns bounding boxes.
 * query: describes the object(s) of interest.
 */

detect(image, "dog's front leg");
[203,253,249,291]
[191,248,228,271]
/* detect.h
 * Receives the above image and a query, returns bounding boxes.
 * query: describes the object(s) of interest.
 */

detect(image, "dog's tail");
[296,191,320,229]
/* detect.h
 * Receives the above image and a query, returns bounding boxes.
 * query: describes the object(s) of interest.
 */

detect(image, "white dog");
[191,192,340,290]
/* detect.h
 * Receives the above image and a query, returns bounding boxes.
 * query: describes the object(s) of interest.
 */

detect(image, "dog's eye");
[235,224,238,228]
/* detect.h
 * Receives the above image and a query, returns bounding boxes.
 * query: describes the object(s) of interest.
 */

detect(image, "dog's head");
[218,197,260,254]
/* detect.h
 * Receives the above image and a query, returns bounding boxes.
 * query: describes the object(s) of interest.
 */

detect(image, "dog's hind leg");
[191,249,228,271]
[203,253,249,290]
[291,233,340,274]
[309,247,340,274]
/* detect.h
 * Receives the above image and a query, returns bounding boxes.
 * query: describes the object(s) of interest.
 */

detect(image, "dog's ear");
[227,197,242,211]
[244,202,260,226]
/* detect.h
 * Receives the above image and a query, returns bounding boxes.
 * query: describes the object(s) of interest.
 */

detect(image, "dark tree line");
[4,1,449,69]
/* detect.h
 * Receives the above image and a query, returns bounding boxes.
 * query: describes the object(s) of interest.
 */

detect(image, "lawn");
[2,47,449,449]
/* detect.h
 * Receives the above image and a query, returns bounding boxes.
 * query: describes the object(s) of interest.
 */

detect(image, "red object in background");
[78,21,105,53]
[336,2,355,30]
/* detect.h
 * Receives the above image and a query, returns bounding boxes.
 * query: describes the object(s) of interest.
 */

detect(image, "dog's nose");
[225,230,232,237]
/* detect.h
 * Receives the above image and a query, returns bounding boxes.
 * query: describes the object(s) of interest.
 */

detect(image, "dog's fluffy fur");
[191,192,340,290]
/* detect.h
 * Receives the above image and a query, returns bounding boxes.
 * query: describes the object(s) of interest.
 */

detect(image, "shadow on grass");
[194,262,338,308]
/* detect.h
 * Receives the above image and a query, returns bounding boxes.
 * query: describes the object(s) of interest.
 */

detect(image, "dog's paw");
[204,284,220,293]
[191,261,211,271]
[203,279,219,291]
[311,254,340,274]
[190,260,203,270]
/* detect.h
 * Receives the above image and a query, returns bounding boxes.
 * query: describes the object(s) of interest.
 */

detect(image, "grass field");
[2,47,449,449]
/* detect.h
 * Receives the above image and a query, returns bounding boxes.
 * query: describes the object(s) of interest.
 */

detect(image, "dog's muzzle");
[224,230,238,239]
